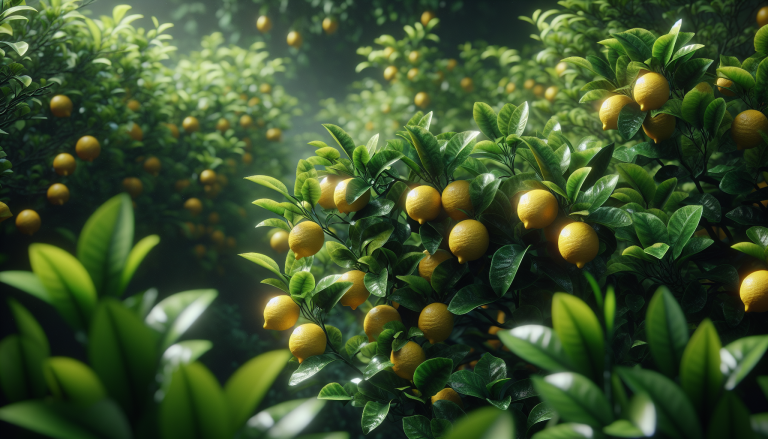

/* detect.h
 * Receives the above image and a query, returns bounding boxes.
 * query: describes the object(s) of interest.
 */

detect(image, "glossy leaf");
[566,168,592,203]
[581,173,619,208]
[646,286,689,377]
[445,407,513,439]
[0,335,47,402]
[617,163,656,206]
[521,136,567,190]
[414,358,453,397]
[499,325,572,372]
[532,373,613,427]
[406,125,444,181]
[552,293,604,381]
[0,399,131,439]
[224,349,291,430]
[473,102,501,140]
[447,284,498,315]
[361,401,390,435]
[633,213,669,247]
[721,336,768,390]
[667,205,702,259]
[680,319,723,415]
[145,290,217,349]
[160,362,230,439]
[617,103,646,141]
[318,383,352,400]
[289,354,337,386]
[118,234,160,296]
[489,245,529,296]
[448,370,489,399]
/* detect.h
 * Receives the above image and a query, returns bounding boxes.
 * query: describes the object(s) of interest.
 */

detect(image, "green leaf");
[489,245,529,296]
[323,124,356,159]
[145,290,217,349]
[675,58,714,91]
[368,150,404,178]
[0,335,47,402]
[748,226,768,247]
[448,370,489,399]
[118,235,160,296]
[447,284,498,315]
[721,336,768,391]
[585,207,632,228]
[353,145,371,173]
[497,103,517,138]
[0,271,50,305]
[430,258,467,293]
[681,87,712,128]
[344,178,372,205]
[718,66,756,90]
[7,298,48,355]
[475,353,507,384]
[302,178,322,207]
[445,407,513,439]
[706,392,756,439]
[633,213,669,247]
[362,401,390,435]
[403,415,433,439]
[582,143,615,188]
[653,32,677,65]
[703,98,726,135]
[652,178,677,209]
[680,319,722,415]
[245,175,290,198]
[318,383,352,400]
[552,294,604,382]
[565,168,591,203]
[312,281,353,311]
[289,354,337,386]
[532,372,613,427]
[617,103,646,141]
[499,325,572,373]
[731,242,766,260]
[77,194,134,296]
[473,102,501,140]
[89,299,158,417]
[580,89,614,103]
[581,174,619,210]
[470,173,501,216]
[414,358,453,397]
[644,242,670,259]
[617,163,656,206]
[521,137,567,189]
[160,362,230,439]
[444,131,480,176]
[613,31,652,62]
[646,286,689,377]
[394,252,427,277]
[239,253,283,278]
[406,125,444,182]
[0,399,131,439]
[44,357,106,405]
[364,268,388,297]
[667,205,702,259]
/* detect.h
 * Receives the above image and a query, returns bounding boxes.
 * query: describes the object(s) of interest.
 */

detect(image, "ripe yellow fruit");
[289,221,324,259]
[143,157,161,176]
[270,230,290,253]
[384,66,397,81]
[408,50,421,64]
[731,110,768,150]
[318,175,341,210]
[322,17,338,34]
[449,219,489,264]
[182,116,200,133]
[505,82,516,94]
[16,209,41,235]
[421,10,436,26]
[555,62,568,76]
[517,189,558,229]
[364,305,402,342]
[642,113,676,144]
[406,186,442,224]
[544,217,574,244]
[0,202,11,224]
[53,153,76,176]
[174,179,190,193]
[216,118,230,132]
[338,270,370,310]
[442,180,472,221]
[75,136,100,161]
[242,152,253,164]
[266,127,282,142]
[248,97,261,107]
[260,83,272,94]
[256,15,272,33]
[127,99,140,111]
[383,47,395,59]
[47,183,70,205]
[165,123,180,138]
[460,77,474,92]
[391,341,426,380]
[240,115,253,128]
[533,84,545,97]
[431,388,462,407]
[414,92,430,108]
[381,103,391,114]
[558,222,599,269]
[741,270,768,312]
[759,7,768,27]
[289,324,327,363]
[545,86,558,102]
[128,123,143,141]
[210,230,225,246]
[122,177,143,199]
[407,68,419,81]
[716,78,736,96]
[524,79,535,90]
[50,95,73,117]
[633,72,669,111]
[334,178,370,213]
[200,169,217,185]
[184,197,203,216]
[418,250,453,283]
[418,303,454,344]
[447,59,457,71]
[599,95,634,131]
[287,31,303,48]
[263,296,300,330]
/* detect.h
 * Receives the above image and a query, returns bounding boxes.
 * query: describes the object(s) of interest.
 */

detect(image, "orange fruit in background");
[143,157,161,176]
[248,97,260,106]
[260,83,272,94]
[127,99,140,111]
[165,123,180,138]
[240,115,253,128]
[506,82,516,93]
[75,136,100,161]
[242,137,252,150]
[16,209,41,235]
[256,15,272,33]
[216,118,230,132]
[524,79,535,90]
[545,86,558,102]
[716,77,736,96]
[200,169,217,185]
[287,31,303,48]
[532,84,545,97]
[266,127,282,141]
[384,66,397,81]
[408,50,421,64]
[122,177,143,199]
[47,183,70,205]
[182,116,199,133]
[270,230,290,253]
[50,95,73,117]
[322,17,338,34]
[731,110,768,150]
[414,92,430,108]
[446,58,457,71]
[758,7,768,27]
[460,77,474,92]
[184,197,203,216]
[421,10,436,26]
[53,153,76,176]
[407,68,419,81]
[175,179,190,192]
[0,202,12,224]
[128,123,143,141]
[642,113,676,144]
[242,152,253,164]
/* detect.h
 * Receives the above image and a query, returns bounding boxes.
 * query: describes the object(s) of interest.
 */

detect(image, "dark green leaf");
[406,125,444,182]
[633,213,669,247]
[473,102,501,140]
[323,124,356,159]
[667,205,702,259]
[521,137,567,189]
[532,373,613,427]
[312,281,353,311]
[552,293,604,382]
[362,401,390,434]
[474,353,506,384]
[414,358,453,397]
[0,399,131,439]
[706,392,755,439]
[289,354,337,386]
[160,362,230,439]
[448,370,488,399]
[447,284,497,315]
[498,326,572,372]
[646,286,689,377]
[618,103,646,141]
[403,415,433,439]
[680,319,723,414]
[0,335,47,402]
[586,207,632,228]
[489,245,529,296]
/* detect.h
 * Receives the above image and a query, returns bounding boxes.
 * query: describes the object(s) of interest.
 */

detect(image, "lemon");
[431,388,463,407]
[555,62,568,76]
[256,15,272,33]
[364,305,402,342]
[533,84,545,97]
[391,341,426,380]
[449,220,489,264]
[408,68,419,81]
[442,180,472,220]
[47,183,70,206]
[408,51,421,64]
[381,103,391,114]
[75,136,101,161]
[248,97,261,107]
[182,116,199,133]
[716,78,736,96]
[165,123,180,138]
[731,110,768,150]
[319,175,341,209]
[524,79,535,90]
[334,178,370,213]
[128,123,143,141]
[418,250,453,283]
[50,95,73,117]
[243,153,253,164]
[383,47,395,59]
[759,7,768,27]
[418,303,454,344]
[16,209,41,236]
[175,179,190,192]
[447,59,457,71]
[421,10,436,26]
[337,270,370,310]
[287,31,303,48]
[599,95,634,131]
[633,72,669,111]
[384,66,397,81]
[544,217,574,244]
[406,186,442,224]
[642,113,676,144]
[322,17,338,34]
[200,169,217,185]
[289,221,324,259]
[461,77,474,92]
[53,153,76,176]
[488,310,505,337]
[266,128,282,142]
[517,189,558,229]
[123,177,143,199]
[693,82,712,94]
[414,92,430,109]
[143,157,161,176]
[260,83,272,94]
[505,82,516,94]
[216,118,230,132]
[545,86,558,102]
[263,296,300,330]
[270,230,290,253]
[240,115,253,128]
[741,270,768,312]
[184,197,203,216]
[289,324,327,363]
[127,99,140,111]
[558,222,599,269]
[0,202,11,223]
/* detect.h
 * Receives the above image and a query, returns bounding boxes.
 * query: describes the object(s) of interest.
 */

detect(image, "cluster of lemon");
[503,62,567,103]
[255,13,339,50]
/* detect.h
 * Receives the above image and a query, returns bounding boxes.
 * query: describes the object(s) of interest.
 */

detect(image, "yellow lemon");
[123,177,143,199]
[442,180,472,220]
[449,220,489,264]
[47,183,70,205]
[555,62,568,76]
[447,59,457,71]
[256,15,271,32]
[319,175,341,209]
[127,99,140,111]
[418,303,454,344]
[716,78,736,96]
[599,95,634,131]
[545,86,558,102]
[414,92,430,108]
[266,128,282,142]
[263,296,300,330]
[270,230,290,253]
[524,79,535,90]
[408,50,421,64]
[16,209,41,236]
[741,270,768,312]
[731,110,768,150]
[505,82,516,93]
[418,250,453,284]
[383,47,395,58]
[289,324,326,363]
[53,153,76,176]
[260,83,272,94]
[165,123,180,139]
[384,66,397,81]
[694,82,713,94]
[75,136,101,161]
[200,169,217,185]
[391,341,426,380]
[517,189,558,229]
[431,388,463,407]
[460,77,474,92]
[287,31,303,48]
[0,202,11,224]
[338,270,370,310]
[143,157,161,176]
[128,123,143,141]
[182,116,199,133]
[364,305,402,342]
[50,95,73,117]
[289,221,324,259]
[633,72,669,111]
[759,7,768,27]
[240,115,253,128]
[216,118,230,132]
[322,17,338,34]
[421,10,436,26]
[544,217,574,244]
[406,186,442,224]
[408,68,419,81]
[533,84,545,97]
[642,113,676,144]
[184,198,203,216]
[334,178,370,213]
[558,222,599,269]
